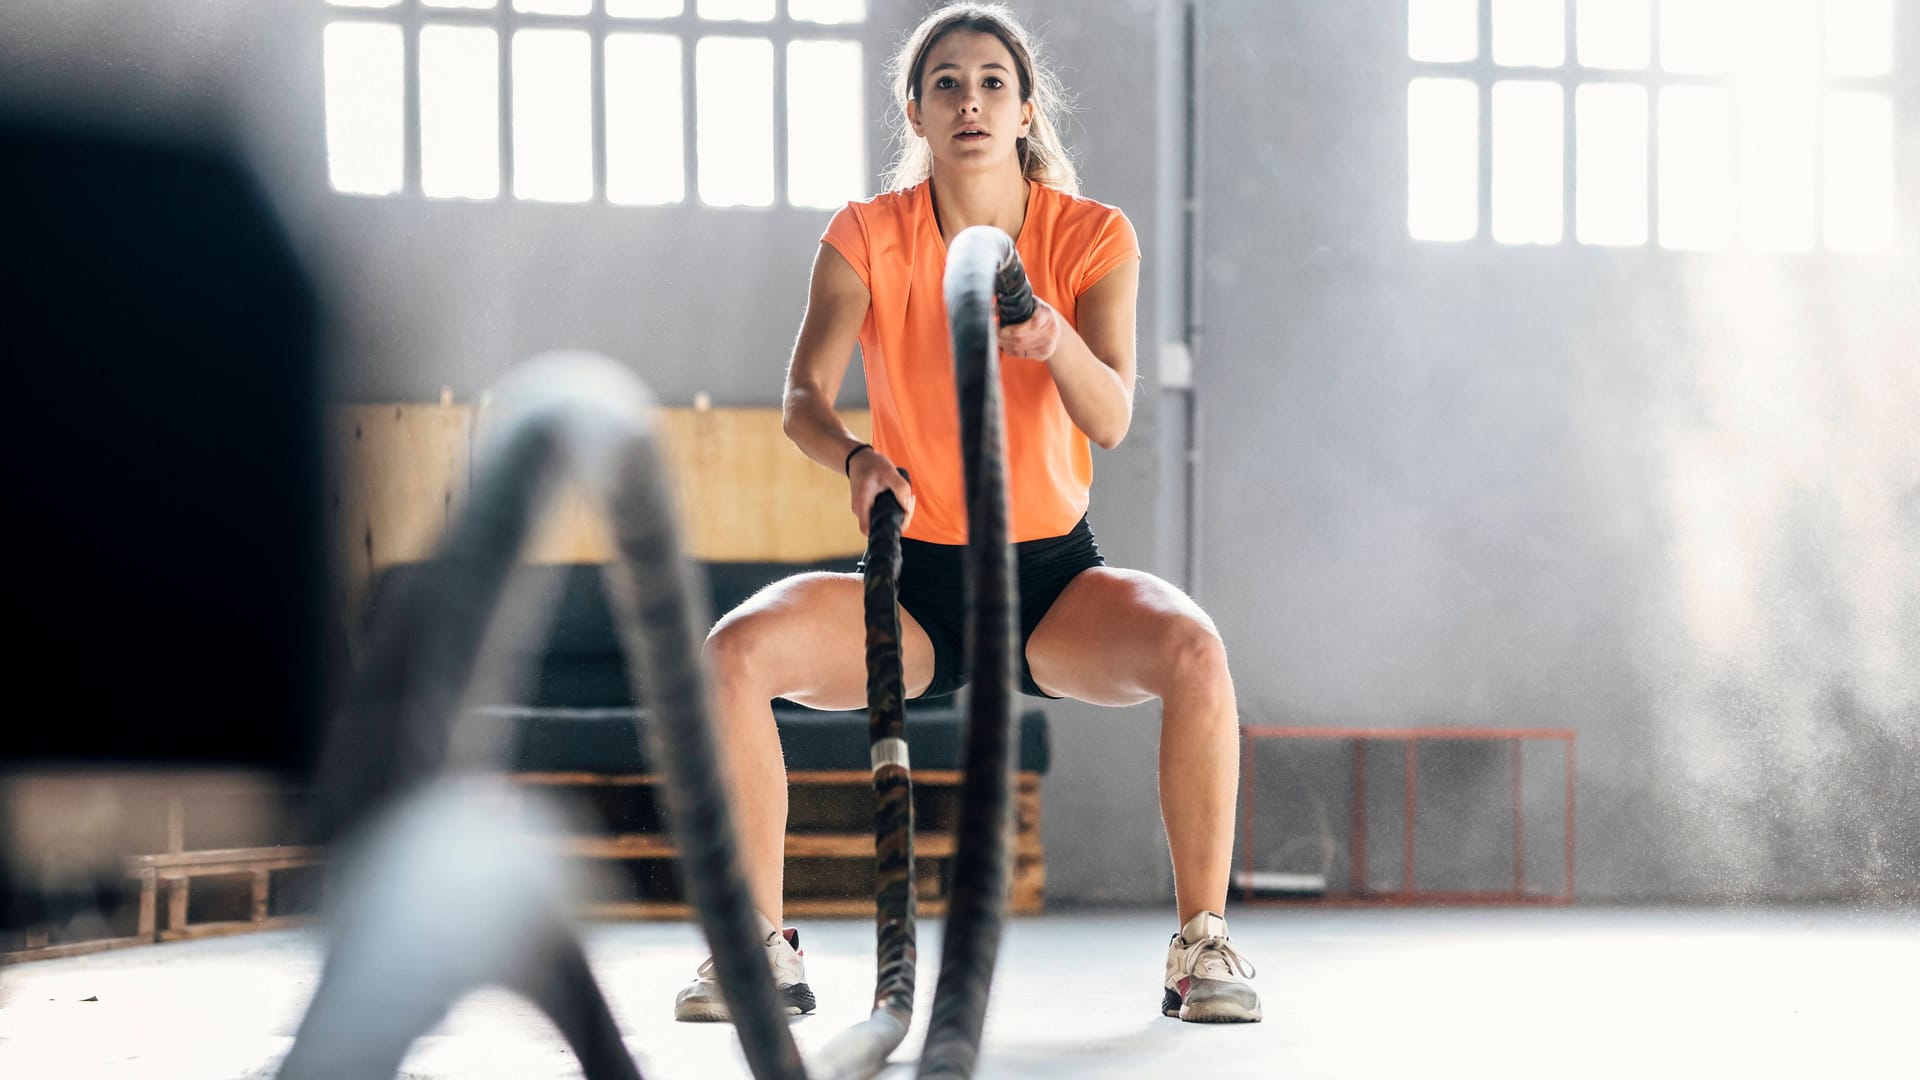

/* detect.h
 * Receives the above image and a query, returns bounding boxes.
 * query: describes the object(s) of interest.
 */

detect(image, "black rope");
[813,476,919,1077]
[919,227,1032,1080]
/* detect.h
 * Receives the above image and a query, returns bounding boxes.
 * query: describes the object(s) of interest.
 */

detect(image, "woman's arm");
[997,259,1140,449]
[783,242,916,534]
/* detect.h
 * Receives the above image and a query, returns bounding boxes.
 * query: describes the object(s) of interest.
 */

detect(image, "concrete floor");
[1,907,1914,1078]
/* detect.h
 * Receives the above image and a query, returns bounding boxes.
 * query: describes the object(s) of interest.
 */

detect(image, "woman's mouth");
[956,128,988,142]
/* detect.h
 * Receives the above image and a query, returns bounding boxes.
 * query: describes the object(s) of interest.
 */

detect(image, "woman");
[677,2,1259,1025]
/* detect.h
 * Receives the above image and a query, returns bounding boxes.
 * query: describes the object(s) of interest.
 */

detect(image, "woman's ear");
[1020,100,1034,137]
[907,97,924,138]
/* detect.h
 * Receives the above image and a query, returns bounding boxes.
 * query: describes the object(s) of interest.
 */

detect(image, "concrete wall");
[1200,1,1920,901]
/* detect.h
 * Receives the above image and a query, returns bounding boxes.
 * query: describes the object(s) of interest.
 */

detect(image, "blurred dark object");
[1,111,327,932]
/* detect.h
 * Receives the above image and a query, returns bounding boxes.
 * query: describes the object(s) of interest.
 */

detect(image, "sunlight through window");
[697,0,774,22]
[1736,84,1817,252]
[1492,0,1564,68]
[1408,0,1477,63]
[1825,0,1892,78]
[608,0,684,15]
[790,0,867,24]
[1407,77,1478,242]
[1492,80,1563,244]
[1576,0,1649,70]
[323,22,405,196]
[1658,87,1733,250]
[1575,83,1646,246]
[696,37,775,207]
[606,33,686,206]
[420,25,501,200]
[787,40,865,209]
[1660,0,1730,74]
[512,29,594,203]
[1823,92,1895,251]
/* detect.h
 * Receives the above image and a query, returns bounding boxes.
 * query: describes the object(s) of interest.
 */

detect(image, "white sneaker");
[1162,910,1261,1023]
[673,914,816,1022]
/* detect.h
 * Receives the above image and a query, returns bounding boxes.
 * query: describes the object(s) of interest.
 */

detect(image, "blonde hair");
[883,3,1079,195]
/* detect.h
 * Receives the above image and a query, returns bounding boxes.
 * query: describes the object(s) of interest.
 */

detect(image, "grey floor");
[2,907,1915,1079]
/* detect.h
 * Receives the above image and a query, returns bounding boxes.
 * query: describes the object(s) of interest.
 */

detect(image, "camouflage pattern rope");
[812,481,918,1078]
[919,227,1032,1080]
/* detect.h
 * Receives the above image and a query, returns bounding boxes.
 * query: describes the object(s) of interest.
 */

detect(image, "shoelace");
[1180,935,1256,980]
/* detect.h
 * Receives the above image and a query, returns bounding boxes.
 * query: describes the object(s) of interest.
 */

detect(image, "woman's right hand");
[849,447,914,536]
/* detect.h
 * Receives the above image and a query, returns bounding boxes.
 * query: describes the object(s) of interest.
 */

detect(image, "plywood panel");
[330,404,872,624]
[327,404,472,622]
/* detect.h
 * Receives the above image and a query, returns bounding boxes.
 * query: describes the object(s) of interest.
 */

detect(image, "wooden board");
[328,404,473,623]
[330,404,872,623]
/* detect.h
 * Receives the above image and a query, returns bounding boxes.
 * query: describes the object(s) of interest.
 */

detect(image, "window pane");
[1826,0,1893,77]
[1660,0,1729,74]
[609,0,685,15]
[790,0,866,24]
[1407,77,1478,241]
[1576,0,1649,69]
[1492,0,1566,68]
[1492,80,1563,244]
[420,25,500,199]
[1823,91,1894,251]
[696,37,774,207]
[1575,83,1646,245]
[1736,0,1818,81]
[328,0,400,8]
[1409,0,1477,62]
[1737,84,1816,251]
[422,0,496,8]
[698,0,774,21]
[788,40,864,209]
[323,22,404,196]
[514,0,591,12]
[606,33,685,205]
[513,29,593,203]
[1657,86,1732,249]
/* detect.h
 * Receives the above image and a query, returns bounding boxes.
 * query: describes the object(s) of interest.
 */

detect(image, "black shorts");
[876,515,1104,700]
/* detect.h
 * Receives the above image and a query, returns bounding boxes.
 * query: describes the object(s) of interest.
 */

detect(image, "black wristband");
[844,442,873,476]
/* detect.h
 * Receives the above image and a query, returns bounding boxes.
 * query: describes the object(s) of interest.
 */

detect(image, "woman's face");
[908,29,1034,172]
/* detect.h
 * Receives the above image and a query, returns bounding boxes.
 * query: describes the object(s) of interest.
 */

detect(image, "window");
[322,0,869,208]
[1407,0,1897,251]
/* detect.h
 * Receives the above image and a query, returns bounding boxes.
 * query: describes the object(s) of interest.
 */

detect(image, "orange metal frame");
[1237,726,1576,907]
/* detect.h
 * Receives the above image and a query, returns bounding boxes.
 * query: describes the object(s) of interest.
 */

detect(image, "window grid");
[323,0,868,207]
[1409,0,1898,251]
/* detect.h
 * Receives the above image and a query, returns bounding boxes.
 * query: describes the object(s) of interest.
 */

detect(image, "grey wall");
[1201,1,1920,901]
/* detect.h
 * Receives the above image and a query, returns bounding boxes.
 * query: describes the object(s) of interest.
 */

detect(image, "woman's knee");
[702,573,852,698]
[1155,615,1231,697]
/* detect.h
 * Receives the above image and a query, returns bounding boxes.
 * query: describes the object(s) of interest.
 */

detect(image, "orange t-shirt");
[821,179,1139,545]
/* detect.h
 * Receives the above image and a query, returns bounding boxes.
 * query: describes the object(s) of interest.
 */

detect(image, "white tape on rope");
[871,737,910,773]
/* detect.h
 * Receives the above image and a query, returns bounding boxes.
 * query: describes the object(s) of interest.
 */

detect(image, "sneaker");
[1161,910,1261,1023]
[673,914,817,1022]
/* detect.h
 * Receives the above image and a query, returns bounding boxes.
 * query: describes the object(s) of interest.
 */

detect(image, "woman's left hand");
[998,297,1062,363]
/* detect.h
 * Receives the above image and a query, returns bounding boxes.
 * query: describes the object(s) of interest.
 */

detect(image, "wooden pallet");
[3,768,1046,963]
[518,768,1048,918]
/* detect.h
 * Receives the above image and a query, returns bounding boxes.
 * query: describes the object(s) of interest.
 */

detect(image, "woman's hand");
[849,447,915,536]
[998,297,1063,362]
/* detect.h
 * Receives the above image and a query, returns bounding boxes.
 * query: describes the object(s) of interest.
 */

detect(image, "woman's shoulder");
[837,181,927,227]
[1031,182,1129,227]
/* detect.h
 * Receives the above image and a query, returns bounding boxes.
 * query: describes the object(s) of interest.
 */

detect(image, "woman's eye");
[984,77,1004,90]
[935,76,957,90]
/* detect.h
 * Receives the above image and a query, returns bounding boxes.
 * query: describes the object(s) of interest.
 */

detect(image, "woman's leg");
[702,571,937,925]
[1022,567,1239,925]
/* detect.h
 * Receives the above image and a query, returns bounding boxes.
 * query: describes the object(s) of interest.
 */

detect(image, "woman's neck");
[927,163,1029,242]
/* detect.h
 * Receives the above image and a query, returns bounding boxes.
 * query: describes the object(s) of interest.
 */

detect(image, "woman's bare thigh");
[709,571,938,710]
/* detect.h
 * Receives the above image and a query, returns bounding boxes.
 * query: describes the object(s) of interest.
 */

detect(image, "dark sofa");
[366,561,1052,776]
